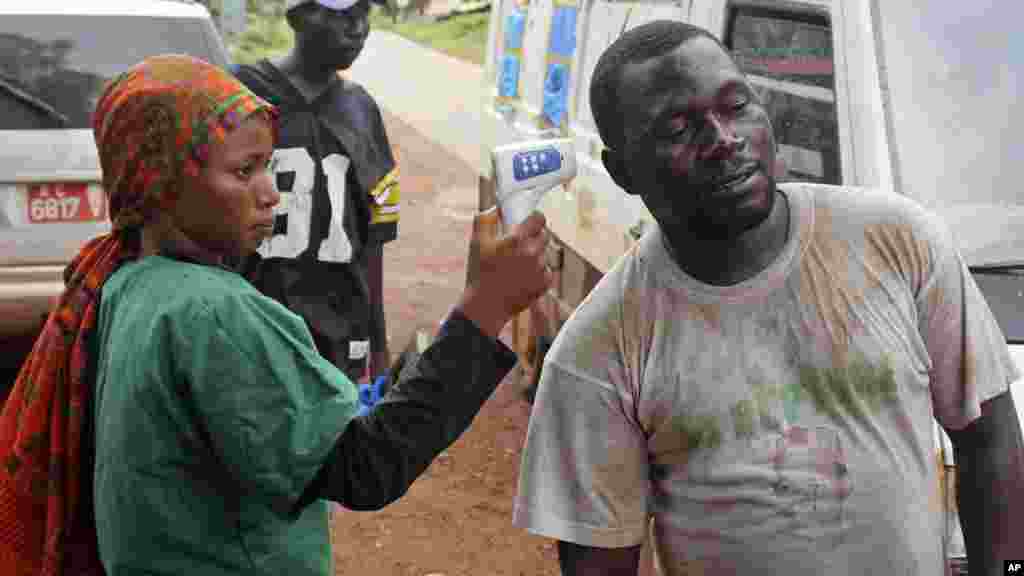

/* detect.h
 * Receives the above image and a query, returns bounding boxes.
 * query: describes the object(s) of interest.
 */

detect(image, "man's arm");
[511,319,650,573]
[906,206,1023,573]
[558,541,642,576]
[947,389,1024,576]
[364,242,391,380]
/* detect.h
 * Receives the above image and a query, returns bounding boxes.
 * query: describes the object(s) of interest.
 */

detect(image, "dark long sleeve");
[296,308,518,511]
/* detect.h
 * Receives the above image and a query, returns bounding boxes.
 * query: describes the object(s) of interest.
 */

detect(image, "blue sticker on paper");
[500,55,521,98]
[548,6,577,57]
[505,10,526,51]
[542,63,568,127]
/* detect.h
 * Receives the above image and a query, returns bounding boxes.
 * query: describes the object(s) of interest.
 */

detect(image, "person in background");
[513,20,1023,576]
[0,54,552,576]
[232,0,399,387]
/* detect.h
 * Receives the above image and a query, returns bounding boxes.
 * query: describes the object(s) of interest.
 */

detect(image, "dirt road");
[328,109,560,576]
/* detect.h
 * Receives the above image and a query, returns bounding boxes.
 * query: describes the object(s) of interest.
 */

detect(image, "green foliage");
[368,6,490,66]
[226,1,490,67]
[229,9,294,65]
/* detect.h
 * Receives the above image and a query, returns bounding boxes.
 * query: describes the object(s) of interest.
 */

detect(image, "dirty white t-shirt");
[513,184,1019,575]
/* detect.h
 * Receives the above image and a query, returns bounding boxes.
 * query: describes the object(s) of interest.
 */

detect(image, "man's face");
[294,1,371,71]
[616,36,778,240]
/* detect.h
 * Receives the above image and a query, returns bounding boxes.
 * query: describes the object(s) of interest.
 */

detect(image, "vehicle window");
[971,270,1024,344]
[0,15,222,130]
[725,6,841,185]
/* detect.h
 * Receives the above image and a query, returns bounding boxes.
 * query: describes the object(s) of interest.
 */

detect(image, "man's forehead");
[617,37,744,137]
[621,36,740,91]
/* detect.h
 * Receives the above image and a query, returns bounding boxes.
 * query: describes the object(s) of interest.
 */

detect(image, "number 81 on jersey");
[258,147,354,263]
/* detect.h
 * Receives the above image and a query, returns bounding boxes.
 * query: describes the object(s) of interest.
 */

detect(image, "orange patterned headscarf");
[0,54,275,575]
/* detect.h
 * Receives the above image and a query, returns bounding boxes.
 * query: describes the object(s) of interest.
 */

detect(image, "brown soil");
[328,109,561,576]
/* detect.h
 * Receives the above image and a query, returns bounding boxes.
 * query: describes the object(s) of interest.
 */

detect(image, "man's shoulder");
[335,76,380,109]
[783,181,932,217]
[546,243,651,360]
[232,61,281,101]
[784,182,956,282]
[782,181,946,236]
[327,78,385,131]
[231,60,273,88]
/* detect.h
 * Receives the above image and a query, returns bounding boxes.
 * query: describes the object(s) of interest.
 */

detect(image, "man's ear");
[601,148,637,195]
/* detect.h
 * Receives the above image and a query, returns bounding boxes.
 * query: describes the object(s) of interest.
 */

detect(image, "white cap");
[286,0,369,12]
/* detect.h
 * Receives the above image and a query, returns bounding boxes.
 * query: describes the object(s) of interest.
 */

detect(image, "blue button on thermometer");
[491,138,577,230]
[513,147,562,182]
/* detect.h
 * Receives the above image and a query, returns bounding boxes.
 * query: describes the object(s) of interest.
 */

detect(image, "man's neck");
[272,48,337,102]
[664,190,791,286]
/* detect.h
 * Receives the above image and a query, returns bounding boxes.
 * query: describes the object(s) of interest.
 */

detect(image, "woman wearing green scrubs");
[0,54,552,576]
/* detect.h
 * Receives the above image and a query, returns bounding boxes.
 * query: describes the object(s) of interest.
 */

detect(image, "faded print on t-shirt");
[513,183,1019,576]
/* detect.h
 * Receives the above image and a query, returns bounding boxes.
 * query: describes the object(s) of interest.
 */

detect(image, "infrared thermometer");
[491,138,577,230]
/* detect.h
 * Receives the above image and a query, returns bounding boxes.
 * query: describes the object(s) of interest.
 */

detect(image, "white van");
[0,0,231,392]
[480,0,1023,567]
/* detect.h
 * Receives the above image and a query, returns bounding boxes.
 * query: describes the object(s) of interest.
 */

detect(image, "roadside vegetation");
[368,7,490,66]
[229,8,293,65]
[214,0,490,67]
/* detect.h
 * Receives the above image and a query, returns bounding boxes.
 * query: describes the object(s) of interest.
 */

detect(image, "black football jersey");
[232,60,400,379]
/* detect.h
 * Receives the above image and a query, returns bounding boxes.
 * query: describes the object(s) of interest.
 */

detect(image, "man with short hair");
[513,20,1023,576]
[232,0,398,384]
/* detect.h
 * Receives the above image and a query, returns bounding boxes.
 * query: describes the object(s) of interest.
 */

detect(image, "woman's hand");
[458,207,553,339]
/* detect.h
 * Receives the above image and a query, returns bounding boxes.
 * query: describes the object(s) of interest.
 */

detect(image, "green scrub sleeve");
[178,290,361,520]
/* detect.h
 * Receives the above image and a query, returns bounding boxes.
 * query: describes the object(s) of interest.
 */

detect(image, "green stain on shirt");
[797,354,898,420]
[750,380,784,429]
[781,380,805,422]
[671,413,724,452]
[852,354,898,408]
[724,356,898,445]
[731,399,757,438]
[799,364,841,420]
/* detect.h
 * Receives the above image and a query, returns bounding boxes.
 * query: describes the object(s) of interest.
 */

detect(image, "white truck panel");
[482,0,1024,563]
[519,0,554,123]
[871,0,1024,266]
[554,0,693,273]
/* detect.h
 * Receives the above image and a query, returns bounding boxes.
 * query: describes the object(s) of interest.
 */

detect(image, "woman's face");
[169,114,279,261]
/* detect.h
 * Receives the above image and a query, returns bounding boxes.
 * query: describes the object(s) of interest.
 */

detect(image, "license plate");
[26,183,105,224]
